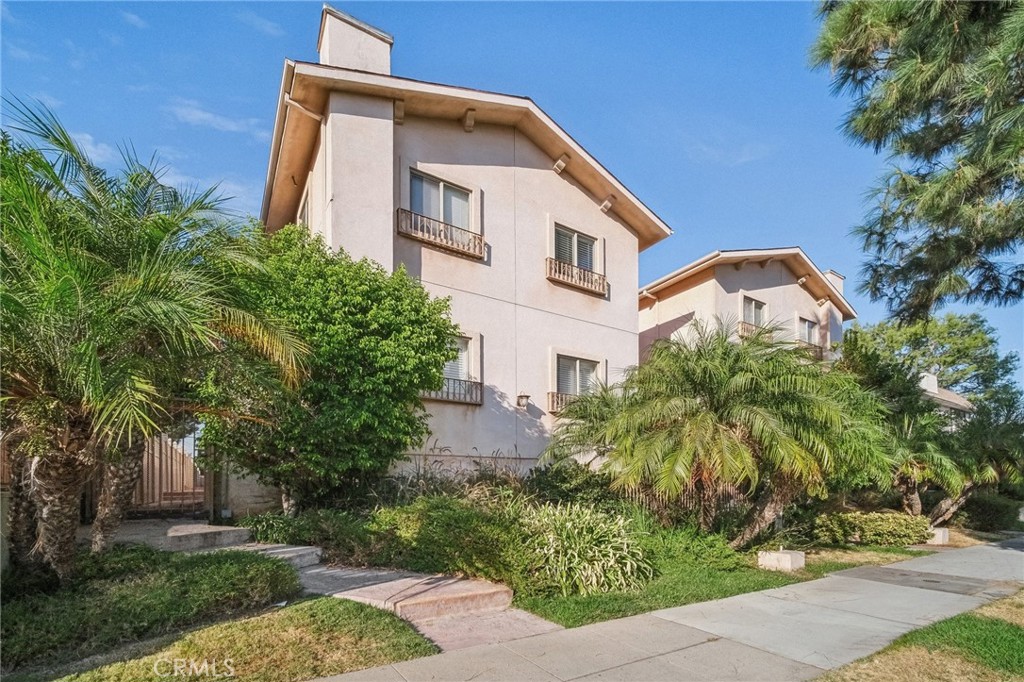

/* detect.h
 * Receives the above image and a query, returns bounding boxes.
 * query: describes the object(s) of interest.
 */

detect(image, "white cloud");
[30,92,63,109]
[236,11,284,37]
[2,3,21,25]
[6,43,46,62]
[73,133,117,164]
[120,11,148,29]
[64,40,98,70]
[167,98,270,143]
[682,139,776,167]
[159,166,262,217]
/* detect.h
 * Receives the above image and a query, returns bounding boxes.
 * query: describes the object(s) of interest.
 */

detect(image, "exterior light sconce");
[516,393,531,409]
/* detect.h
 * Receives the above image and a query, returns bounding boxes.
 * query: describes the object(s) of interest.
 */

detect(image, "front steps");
[229,542,323,569]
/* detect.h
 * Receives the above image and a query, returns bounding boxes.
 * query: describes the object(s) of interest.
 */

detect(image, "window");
[556,355,598,396]
[743,296,766,326]
[554,225,597,272]
[411,172,471,231]
[799,318,818,344]
[443,337,471,380]
[297,194,309,226]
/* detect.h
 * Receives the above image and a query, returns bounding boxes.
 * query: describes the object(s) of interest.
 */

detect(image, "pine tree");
[813,1,1024,320]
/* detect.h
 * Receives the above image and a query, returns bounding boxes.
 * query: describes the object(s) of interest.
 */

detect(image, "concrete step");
[78,520,252,552]
[230,543,323,569]
[299,566,513,620]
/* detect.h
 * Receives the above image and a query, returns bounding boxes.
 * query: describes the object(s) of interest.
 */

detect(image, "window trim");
[740,294,768,327]
[797,316,818,345]
[552,223,600,273]
[400,160,482,236]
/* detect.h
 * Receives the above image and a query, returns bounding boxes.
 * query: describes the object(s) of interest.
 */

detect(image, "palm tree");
[546,321,889,547]
[1,102,306,580]
[889,413,963,516]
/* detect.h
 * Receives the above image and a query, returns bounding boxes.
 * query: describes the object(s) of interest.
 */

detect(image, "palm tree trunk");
[896,476,922,515]
[697,481,719,533]
[928,482,975,527]
[90,438,145,553]
[730,477,800,549]
[7,447,40,568]
[33,455,95,582]
[281,489,298,517]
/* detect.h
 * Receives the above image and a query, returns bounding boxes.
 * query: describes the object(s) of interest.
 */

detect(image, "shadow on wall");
[406,384,551,477]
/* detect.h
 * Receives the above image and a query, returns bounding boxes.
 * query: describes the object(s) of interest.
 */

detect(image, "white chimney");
[318,5,393,74]
[824,269,845,294]
[919,373,939,395]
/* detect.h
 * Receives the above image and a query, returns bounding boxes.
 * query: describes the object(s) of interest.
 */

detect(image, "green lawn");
[515,562,797,627]
[898,611,1024,675]
[516,541,932,628]
[32,598,438,682]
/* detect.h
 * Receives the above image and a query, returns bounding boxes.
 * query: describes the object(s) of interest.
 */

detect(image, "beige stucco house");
[638,247,857,359]
[919,373,974,427]
[261,6,672,470]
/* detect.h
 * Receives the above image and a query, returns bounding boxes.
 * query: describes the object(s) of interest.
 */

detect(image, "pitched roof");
[261,61,674,250]
[638,246,858,321]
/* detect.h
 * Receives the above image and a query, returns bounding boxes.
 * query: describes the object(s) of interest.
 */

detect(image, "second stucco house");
[261,6,672,469]
[638,247,857,359]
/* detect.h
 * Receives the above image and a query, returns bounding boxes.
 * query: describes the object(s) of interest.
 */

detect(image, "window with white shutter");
[556,355,599,396]
[553,225,597,272]
[443,337,470,380]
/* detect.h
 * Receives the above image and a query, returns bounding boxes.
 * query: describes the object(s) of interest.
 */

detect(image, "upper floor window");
[554,225,596,272]
[798,318,818,344]
[743,296,766,327]
[297,195,309,226]
[443,337,471,380]
[557,354,598,396]
[411,172,471,231]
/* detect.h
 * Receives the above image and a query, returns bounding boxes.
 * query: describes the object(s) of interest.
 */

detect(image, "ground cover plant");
[17,597,437,682]
[0,545,301,672]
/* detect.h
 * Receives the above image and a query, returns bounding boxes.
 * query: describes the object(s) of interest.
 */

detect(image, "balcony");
[546,258,608,296]
[422,377,483,405]
[397,208,485,260]
[737,321,773,340]
[548,391,578,414]
[797,340,827,361]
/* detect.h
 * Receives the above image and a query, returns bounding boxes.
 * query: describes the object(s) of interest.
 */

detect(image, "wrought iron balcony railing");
[546,258,608,296]
[422,377,484,405]
[737,321,773,340]
[548,391,578,414]
[397,208,485,259]
[797,340,827,361]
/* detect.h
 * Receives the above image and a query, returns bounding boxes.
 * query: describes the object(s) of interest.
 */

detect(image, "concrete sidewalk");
[319,536,1023,682]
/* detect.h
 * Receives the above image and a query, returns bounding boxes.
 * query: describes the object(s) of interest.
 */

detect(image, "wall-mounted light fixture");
[516,393,531,409]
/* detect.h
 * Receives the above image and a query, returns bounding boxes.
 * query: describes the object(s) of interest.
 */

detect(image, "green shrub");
[955,493,1022,532]
[643,525,745,571]
[1,545,300,671]
[814,512,931,546]
[366,495,525,585]
[518,503,654,597]
[526,462,618,509]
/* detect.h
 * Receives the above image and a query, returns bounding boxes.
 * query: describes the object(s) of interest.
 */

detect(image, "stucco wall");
[298,109,642,466]
[639,261,844,350]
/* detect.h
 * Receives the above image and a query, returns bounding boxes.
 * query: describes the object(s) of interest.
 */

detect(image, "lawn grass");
[25,597,438,682]
[515,562,796,627]
[516,539,932,628]
[1,545,301,673]
[824,589,1024,681]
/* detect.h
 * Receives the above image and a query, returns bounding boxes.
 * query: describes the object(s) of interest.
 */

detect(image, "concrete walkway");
[299,565,561,651]
[319,536,1023,682]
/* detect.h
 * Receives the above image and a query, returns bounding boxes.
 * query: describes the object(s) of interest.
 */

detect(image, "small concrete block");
[927,527,949,545]
[758,549,805,572]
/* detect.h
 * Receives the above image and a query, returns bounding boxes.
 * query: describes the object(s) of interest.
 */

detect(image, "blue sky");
[2,1,1020,381]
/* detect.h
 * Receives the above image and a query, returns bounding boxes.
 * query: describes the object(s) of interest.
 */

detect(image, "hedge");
[814,511,931,546]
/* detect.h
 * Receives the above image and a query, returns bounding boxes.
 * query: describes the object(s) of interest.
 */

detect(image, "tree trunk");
[6,447,40,568]
[32,452,95,582]
[696,481,719,533]
[281,489,298,517]
[896,475,922,516]
[90,438,146,553]
[730,477,800,549]
[928,483,975,527]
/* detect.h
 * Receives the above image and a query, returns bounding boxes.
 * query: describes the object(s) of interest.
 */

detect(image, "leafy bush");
[526,462,619,509]
[242,509,370,563]
[643,525,745,571]
[814,512,931,546]
[519,503,654,597]
[1,545,301,671]
[954,493,1022,532]
[366,496,526,585]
